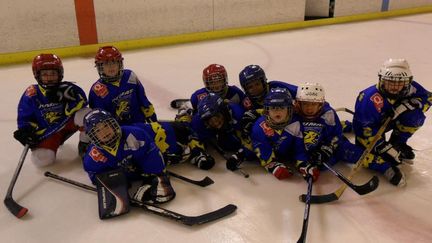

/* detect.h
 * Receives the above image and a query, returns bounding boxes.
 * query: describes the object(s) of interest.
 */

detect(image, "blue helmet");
[84,108,122,150]
[239,65,267,99]
[197,93,227,121]
[264,88,293,129]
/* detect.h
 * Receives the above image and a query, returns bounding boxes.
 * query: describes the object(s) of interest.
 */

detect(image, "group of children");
[14,45,432,206]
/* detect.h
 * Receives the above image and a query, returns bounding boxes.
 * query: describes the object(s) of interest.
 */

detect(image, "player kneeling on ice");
[134,121,215,170]
[353,58,432,186]
[13,54,90,166]
[82,109,175,205]
[250,88,313,180]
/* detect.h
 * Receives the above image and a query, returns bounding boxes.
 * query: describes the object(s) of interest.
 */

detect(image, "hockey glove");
[189,148,215,170]
[240,110,260,138]
[13,126,39,147]
[388,98,422,120]
[298,162,320,182]
[134,174,176,204]
[226,149,245,171]
[57,83,78,102]
[264,161,293,180]
[374,140,401,165]
[310,144,333,166]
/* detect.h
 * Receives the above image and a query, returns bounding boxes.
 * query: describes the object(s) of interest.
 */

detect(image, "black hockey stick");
[335,107,355,115]
[299,117,391,204]
[44,171,237,225]
[168,170,214,187]
[170,99,190,109]
[4,144,30,218]
[297,176,313,243]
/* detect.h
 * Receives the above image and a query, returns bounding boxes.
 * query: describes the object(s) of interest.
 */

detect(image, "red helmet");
[94,46,124,82]
[202,64,228,96]
[32,54,64,88]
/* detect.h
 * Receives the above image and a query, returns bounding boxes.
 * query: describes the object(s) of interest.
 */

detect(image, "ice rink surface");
[1,13,432,243]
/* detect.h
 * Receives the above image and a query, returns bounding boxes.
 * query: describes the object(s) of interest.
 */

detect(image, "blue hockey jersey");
[190,85,245,111]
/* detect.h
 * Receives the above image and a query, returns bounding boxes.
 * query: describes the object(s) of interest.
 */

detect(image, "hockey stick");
[44,171,237,225]
[299,117,391,204]
[321,162,379,195]
[168,170,214,187]
[4,144,30,218]
[297,176,313,243]
[170,99,190,109]
[335,107,355,115]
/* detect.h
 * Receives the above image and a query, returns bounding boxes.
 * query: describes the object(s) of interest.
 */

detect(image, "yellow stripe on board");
[1,5,432,66]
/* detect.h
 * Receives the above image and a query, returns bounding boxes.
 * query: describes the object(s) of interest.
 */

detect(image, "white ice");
[1,13,432,243]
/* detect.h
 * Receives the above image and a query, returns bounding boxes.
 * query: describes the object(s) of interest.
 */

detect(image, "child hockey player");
[89,46,157,125]
[14,53,89,166]
[353,58,432,186]
[82,109,175,204]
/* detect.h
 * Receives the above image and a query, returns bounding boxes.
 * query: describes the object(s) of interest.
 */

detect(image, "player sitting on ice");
[89,46,157,125]
[13,54,90,166]
[250,88,313,180]
[353,58,432,186]
[133,121,215,170]
[176,64,245,122]
[82,109,175,204]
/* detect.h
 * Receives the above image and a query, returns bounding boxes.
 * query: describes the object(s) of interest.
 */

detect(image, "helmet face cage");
[264,88,293,130]
[32,54,64,90]
[84,109,122,150]
[239,65,267,100]
[95,46,124,83]
[203,64,228,97]
[197,93,229,129]
[378,58,413,99]
[295,83,325,120]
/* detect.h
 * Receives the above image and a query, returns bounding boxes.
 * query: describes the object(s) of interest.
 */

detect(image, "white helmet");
[378,58,413,82]
[296,82,325,103]
[378,58,413,99]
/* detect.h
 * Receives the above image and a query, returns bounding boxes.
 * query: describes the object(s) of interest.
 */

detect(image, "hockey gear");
[310,144,333,165]
[32,54,63,90]
[202,64,228,97]
[4,145,30,218]
[297,176,313,243]
[95,170,130,219]
[84,109,122,151]
[14,126,39,147]
[298,162,320,182]
[239,65,267,100]
[197,93,230,130]
[392,142,415,162]
[45,172,237,226]
[240,109,260,138]
[168,171,214,187]
[170,98,190,109]
[78,141,90,159]
[389,98,423,120]
[56,83,78,102]
[134,174,176,204]
[378,58,413,99]
[384,166,406,187]
[175,102,193,123]
[264,88,293,130]
[300,116,392,204]
[374,140,401,165]
[225,149,245,171]
[189,148,215,170]
[322,162,379,195]
[95,46,124,83]
[265,162,293,180]
[295,82,325,120]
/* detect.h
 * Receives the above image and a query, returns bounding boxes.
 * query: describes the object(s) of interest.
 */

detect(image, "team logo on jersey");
[197,93,208,101]
[260,121,274,137]
[25,85,37,97]
[44,111,62,123]
[303,130,320,149]
[370,93,384,112]
[89,147,108,163]
[93,82,109,98]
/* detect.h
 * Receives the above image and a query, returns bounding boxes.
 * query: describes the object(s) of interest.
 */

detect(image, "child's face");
[206,113,225,130]
[94,122,116,144]
[245,79,265,97]
[298,101,321,117]
[382,79,407,95]
[206,77,226,94]
[40,69,60,85]
[268,106,289,124]
[102,61,120,77]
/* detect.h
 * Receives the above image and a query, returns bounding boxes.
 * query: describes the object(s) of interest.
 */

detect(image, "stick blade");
[299,193,339,204]
[198,177,215,187]
[170,99,189,109]
[355,176,380,195]
[4,197,28,218]
[181,204,237,226]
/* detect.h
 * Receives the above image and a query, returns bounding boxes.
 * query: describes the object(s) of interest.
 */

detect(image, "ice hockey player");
[13,54,90,166]
[250,88,312,180]
[82,108,175,204]
[89,46,157,125]
[133,121,215,170]
[353,58,432,186]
